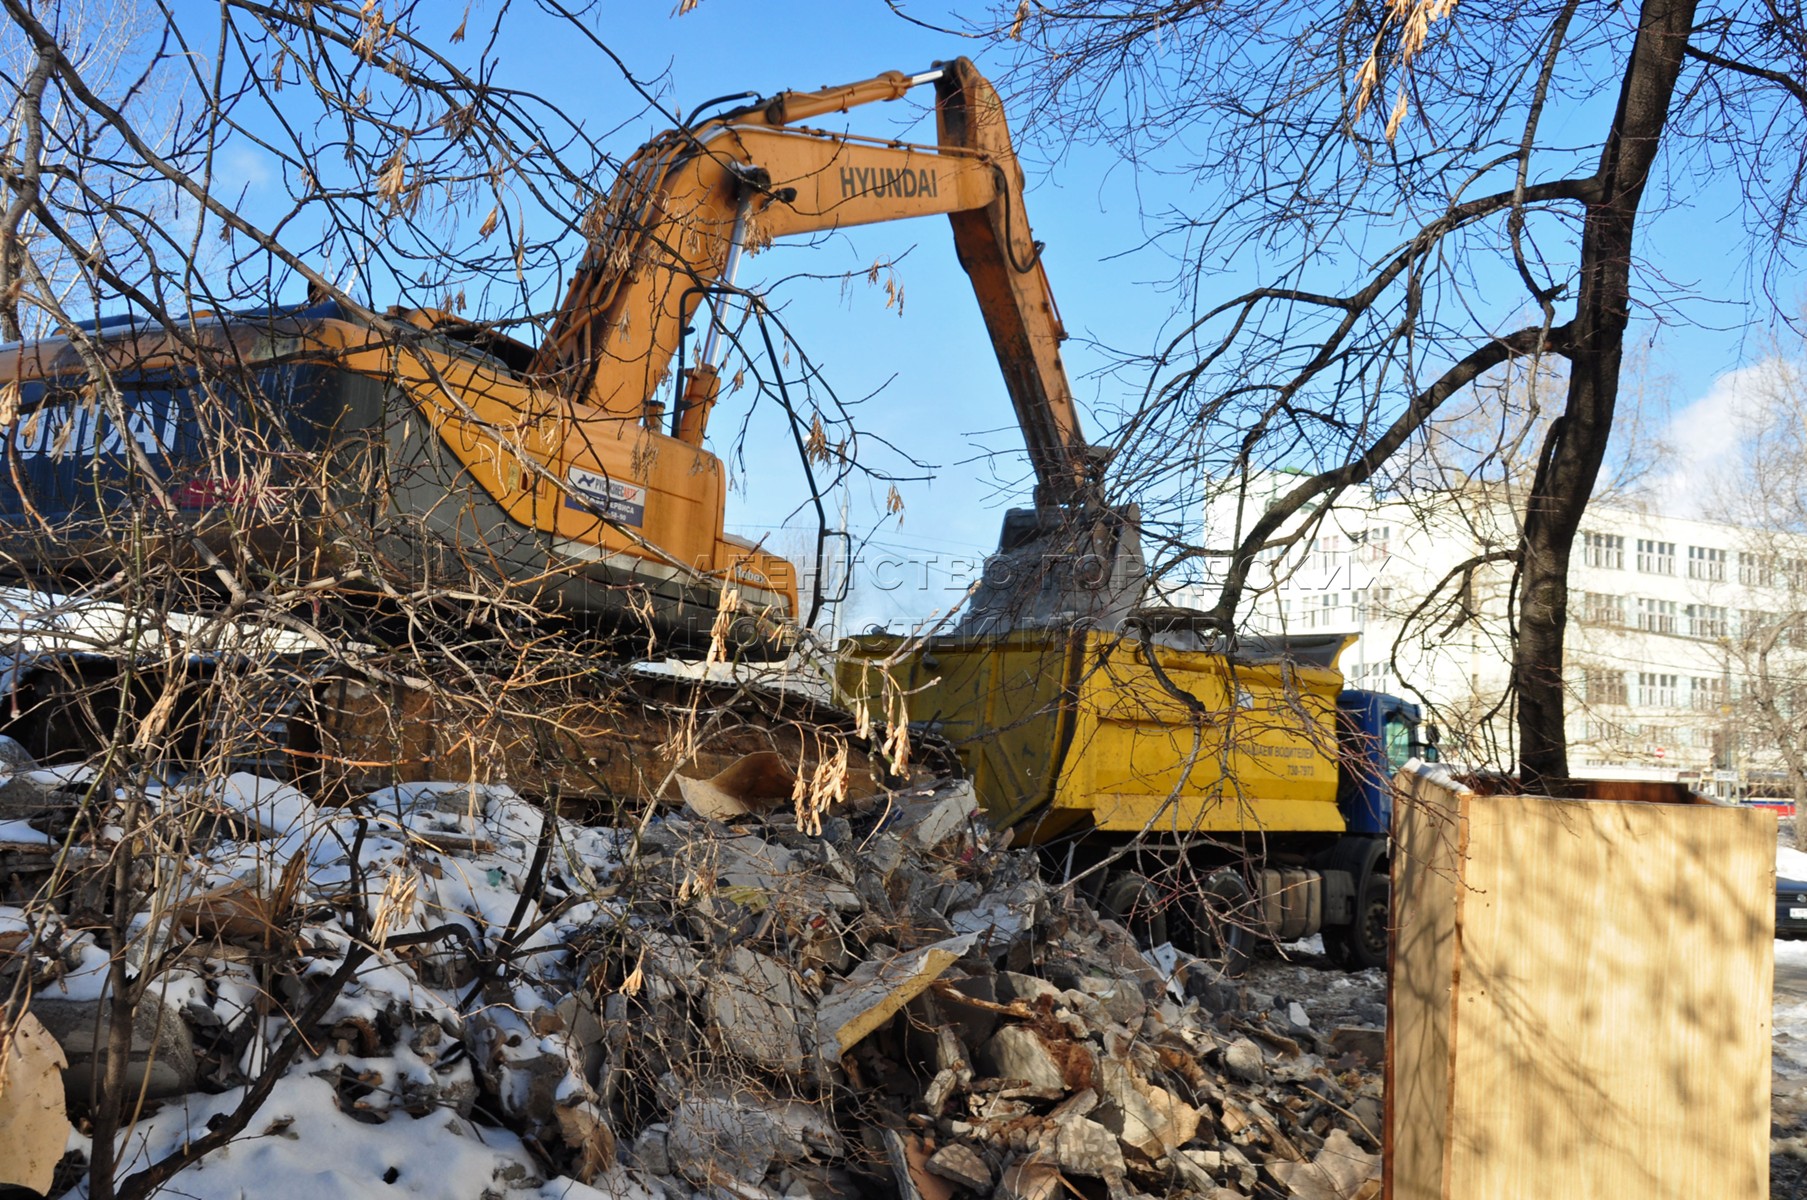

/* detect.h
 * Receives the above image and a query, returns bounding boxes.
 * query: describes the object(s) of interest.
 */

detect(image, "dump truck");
[840,616,1437,970]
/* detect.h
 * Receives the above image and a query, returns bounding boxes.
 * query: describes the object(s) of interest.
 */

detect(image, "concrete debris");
[926,1142,992,1191]
[669,1089,843,1185]
[886,780,979,851]
[995,1157,1061,1200]
[0,759,1386,1198]
[1055,1113,1126,1179]
[1266,1127,1382,1199]
[1222,1035,1269,1083]
[979,1025,1069,1092]
[706,947,811,1074]
[1329,1025,1386,1065]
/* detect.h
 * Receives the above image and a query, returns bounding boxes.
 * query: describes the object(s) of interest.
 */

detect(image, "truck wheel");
[1191,869,1255,979]
[1324,869,1389,972]
[1100,871,1170,949]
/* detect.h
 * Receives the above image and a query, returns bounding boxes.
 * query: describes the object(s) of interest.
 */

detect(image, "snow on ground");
[93,1074,654,1200]
[1780,843,1807,883]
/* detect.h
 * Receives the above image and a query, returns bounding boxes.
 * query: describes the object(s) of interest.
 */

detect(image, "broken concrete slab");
[708,948,809,1074]
[886,781,977,852]
[977,1025,1066,1091]
[815,933,974,1058]
[1222,1035,1267,1082]
[668,1090,844,1186]
[995,971,1060,1006]
[1266,1128,1381,1199]
[925,1142,991,1191]
[1055,1115,1126,1179]
[995,1157,1062,1200]
[1095,1056,1185,1159]
[30,993,197,1106]
[890,1131,954,1200]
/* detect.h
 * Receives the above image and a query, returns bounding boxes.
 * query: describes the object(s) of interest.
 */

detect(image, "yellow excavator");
[0,58,1136,656]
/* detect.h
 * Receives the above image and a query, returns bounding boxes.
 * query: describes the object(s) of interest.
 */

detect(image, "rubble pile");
[0,743,1384,1200]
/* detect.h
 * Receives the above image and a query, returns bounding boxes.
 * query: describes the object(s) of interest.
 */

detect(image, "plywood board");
[1450,796,1771,1198]
[1387,767,1470,1200]
[1388,767,1773,1200]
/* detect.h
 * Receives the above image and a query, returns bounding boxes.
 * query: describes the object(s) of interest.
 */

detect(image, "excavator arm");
[377,58,1140,649]
[534,58,1098,509]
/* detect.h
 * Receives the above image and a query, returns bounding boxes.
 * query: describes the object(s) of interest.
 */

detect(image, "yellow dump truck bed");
[839,625,1353,844]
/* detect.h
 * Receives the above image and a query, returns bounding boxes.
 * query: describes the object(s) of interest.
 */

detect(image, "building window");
[1687,546,1726,581]
[1690,676,1725,712]
[1356,526,1393,563]
[1636,598,1677,634]
[1585,669,1628,706]
[1585,717,1629,742]
[1637,672,1679,707]
[1636,539,1675,574]
[1352,586,1394,621]
[1686,604,1727,639]
[1308,537,1341,574]
[1579,591,1626,627]
[1306,592,1343,628]
[1739,551,1772,587]
[1582,532,1624,570]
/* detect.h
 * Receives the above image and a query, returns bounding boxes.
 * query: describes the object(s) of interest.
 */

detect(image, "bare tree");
[0,6,918,1198]
[981,0,1807,789]
[1712,354,1807,840]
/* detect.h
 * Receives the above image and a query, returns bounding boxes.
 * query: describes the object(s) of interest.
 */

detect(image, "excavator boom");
[526,58,1141,635]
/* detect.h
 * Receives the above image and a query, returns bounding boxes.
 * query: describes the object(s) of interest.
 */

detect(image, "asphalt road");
[1782,950,1807,1006]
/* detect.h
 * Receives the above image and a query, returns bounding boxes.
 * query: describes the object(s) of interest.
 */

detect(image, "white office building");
[1175,481,1807,797]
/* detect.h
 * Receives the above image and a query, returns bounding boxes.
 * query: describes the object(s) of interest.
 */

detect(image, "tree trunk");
[1794,776,1807,851]
[1514,0,1698,793]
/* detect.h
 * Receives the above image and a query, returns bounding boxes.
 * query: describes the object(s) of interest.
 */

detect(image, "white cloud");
[217,145,275,198]
[1650,358,1792,517]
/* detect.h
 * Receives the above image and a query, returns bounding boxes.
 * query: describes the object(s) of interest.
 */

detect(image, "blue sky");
[195,1,1800,629]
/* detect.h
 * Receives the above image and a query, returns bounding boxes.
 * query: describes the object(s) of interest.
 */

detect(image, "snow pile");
[2,763,1385,1200]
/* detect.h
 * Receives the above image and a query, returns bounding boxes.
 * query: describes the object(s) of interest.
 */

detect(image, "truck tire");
[1324,867,1389,972]
[1100,871,1170,949]
[1190,869,1255,979]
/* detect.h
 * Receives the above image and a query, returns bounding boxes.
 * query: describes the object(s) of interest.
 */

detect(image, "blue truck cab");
[1336,689,1439,835]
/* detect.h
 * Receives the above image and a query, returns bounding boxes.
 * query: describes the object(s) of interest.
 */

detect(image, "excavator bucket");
[955,504,1147,635]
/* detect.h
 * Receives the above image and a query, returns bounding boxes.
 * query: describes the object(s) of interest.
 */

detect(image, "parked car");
[1779,875,1807,940]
